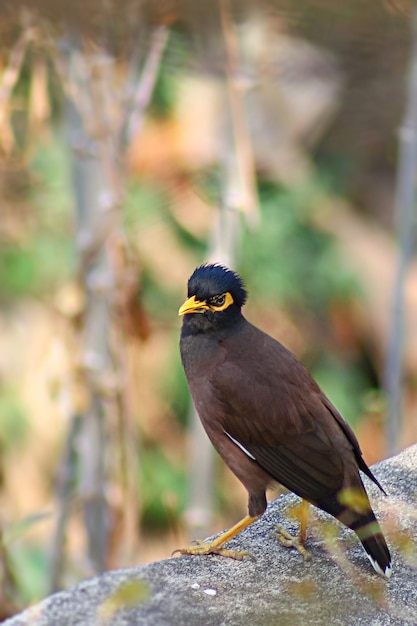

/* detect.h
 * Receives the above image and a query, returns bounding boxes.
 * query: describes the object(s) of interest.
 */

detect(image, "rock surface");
[4,445,417,626]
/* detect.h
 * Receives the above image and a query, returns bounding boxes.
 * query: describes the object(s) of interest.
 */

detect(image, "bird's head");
[179,264,247,332]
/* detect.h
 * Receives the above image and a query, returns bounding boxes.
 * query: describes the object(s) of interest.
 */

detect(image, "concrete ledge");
[5,445,417,626]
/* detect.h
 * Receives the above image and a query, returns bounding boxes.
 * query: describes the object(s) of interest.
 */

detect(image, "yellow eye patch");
[178,291,234,316]
[208,292,234,312]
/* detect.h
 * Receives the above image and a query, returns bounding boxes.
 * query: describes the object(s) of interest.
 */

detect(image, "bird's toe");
[274,525,312,562]
[172,541,254,561]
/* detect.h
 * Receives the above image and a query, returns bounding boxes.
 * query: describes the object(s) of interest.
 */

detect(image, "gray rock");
[4,445,417,626]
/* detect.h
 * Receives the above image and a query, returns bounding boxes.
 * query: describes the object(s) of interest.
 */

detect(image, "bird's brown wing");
[211,337,353,501]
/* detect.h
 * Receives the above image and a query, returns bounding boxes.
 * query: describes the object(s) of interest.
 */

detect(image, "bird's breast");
[180,332,225,377]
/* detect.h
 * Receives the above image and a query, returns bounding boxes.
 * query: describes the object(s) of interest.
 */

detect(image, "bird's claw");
[171,539,205,556]
[274,525,311,562]
[172,541,255,561]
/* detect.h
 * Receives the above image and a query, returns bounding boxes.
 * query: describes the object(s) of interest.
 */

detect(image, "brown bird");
[178,263,391,577]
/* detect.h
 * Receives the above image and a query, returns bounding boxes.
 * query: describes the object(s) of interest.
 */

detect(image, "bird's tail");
[317,489,392,578]
[350,513,392,578]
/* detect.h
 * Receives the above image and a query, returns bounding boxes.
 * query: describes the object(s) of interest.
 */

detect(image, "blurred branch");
[107,242,143,565]
[384,8,417,455]
[48,414,82,592]
[50,41,95,126]
[218,0,259,225]
[0,12,34,100]
[122,25,169,146]
[0,29,30,98]
[184,404,216,541]
[0,526,19,620]
[0,12,35,152]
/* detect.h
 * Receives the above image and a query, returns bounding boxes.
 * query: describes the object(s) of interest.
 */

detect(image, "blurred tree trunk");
[48,26,168,590]
[384,9,417,456]
[68,79,116,575]
[48,33,122,586]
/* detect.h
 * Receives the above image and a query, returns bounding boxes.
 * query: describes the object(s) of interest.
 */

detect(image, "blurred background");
[0,0,416,617]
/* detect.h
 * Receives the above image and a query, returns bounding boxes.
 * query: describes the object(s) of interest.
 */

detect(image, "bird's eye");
[210,294,226,307]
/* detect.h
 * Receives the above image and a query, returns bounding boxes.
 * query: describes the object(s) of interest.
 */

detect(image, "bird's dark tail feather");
[317,493,392,578]
[350,515,392,578]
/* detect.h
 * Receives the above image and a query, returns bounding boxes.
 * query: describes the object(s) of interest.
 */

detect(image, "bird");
[177,263,392,578]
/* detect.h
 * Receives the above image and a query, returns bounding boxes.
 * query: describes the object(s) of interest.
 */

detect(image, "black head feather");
[187,264,247,308]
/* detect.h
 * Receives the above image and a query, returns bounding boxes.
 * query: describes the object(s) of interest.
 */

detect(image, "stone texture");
[4,445,417,626]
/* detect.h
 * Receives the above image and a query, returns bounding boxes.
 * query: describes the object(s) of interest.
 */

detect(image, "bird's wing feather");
[211,338,351,500]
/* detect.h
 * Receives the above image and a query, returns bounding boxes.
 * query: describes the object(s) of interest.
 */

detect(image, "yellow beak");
[178,295,209,316]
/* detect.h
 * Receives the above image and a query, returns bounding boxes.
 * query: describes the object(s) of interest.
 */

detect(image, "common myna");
[178,263,391,578]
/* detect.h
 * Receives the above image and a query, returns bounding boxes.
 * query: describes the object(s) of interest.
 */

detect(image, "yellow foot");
[274,526,311,562]
[172,539,253,561]
[172,515,259,561]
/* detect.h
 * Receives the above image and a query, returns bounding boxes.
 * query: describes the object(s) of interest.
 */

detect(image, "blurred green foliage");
[124,179,168,227]
[149,31,190,119]
[8,542,48,602]
[2,512,52,605]
[162,342,191,428]
[0,233,71,298]
[310,354,369,427]
[0,387,30,449]
[0,138,73,300]
[240,179,358,312]
[139,447,187,530]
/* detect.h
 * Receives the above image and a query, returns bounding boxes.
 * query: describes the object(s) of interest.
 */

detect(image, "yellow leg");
[275,499,311,561]
[299,498,308,545]
[173,515,259,560]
